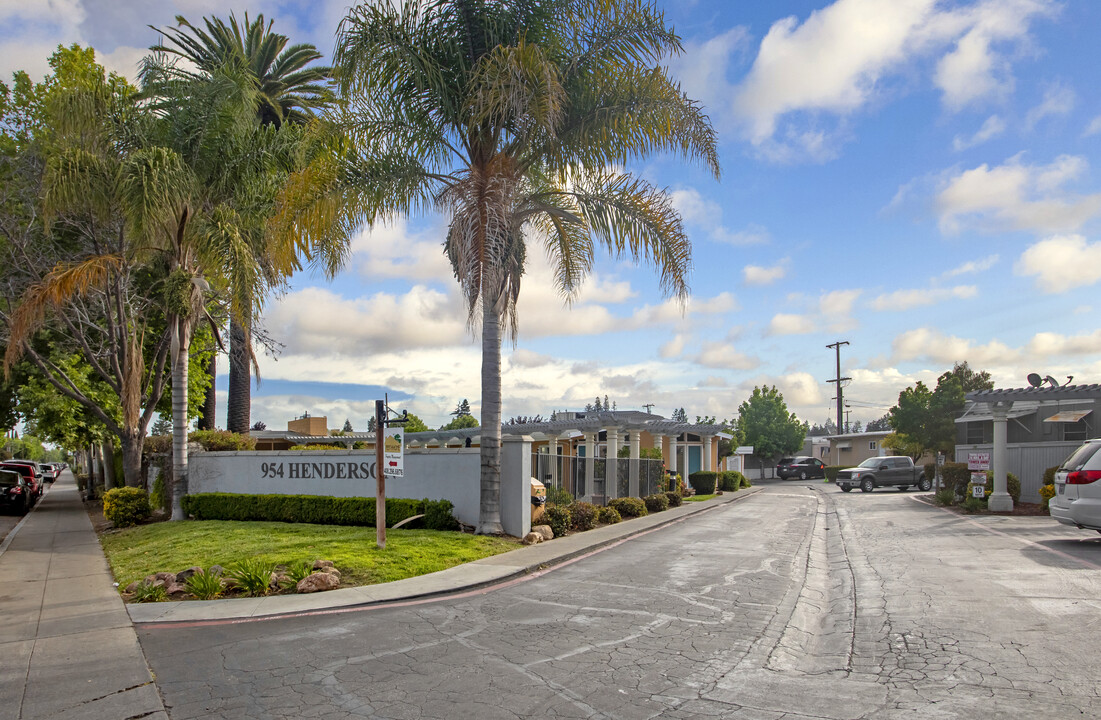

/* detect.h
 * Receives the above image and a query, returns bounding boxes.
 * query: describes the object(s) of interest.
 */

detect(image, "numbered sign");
[972,485,986,499]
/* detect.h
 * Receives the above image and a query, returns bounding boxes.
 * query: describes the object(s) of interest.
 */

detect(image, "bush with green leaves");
[184,570,224,600]
[824,466,846,482]
[1043,465,1059,485]
[688,471,719,495]
[597,506,622,524]
[188,429,257,451]
[226,558,275,597]
[283,560,315,585]
[608,496,647,518]
[131,581,168,603]
[942,462,972,496]
[543,505,571,538]
[643,493,669,513]
[719,471,745,491]
[182,493,450,528]
[570,502,597,531]
[423,498,459,530]
[664,491,682,507]
[969,471,1020,503]
[961,496,985,514]
[934,488,955,506]
[545,486,573,507]
[923,464,936,483]
[102,487,152,528]
[149,472,170,513]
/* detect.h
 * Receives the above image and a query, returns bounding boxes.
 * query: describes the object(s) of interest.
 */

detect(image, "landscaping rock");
[297,572,340,593]
[165,581,188,597]
[323,567,342,581]
[533,524,554,541]
[209,565,225,576]
[176,566,203,582]
[312,559,335,570]
[522,532,543,545]
[154,571,176,583]
[125,580,141,594]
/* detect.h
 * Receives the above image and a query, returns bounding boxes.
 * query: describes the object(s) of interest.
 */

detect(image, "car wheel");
[918,477,932,492]
[861,478,874,493]
[840,485,852,493]
[799,471,808,481]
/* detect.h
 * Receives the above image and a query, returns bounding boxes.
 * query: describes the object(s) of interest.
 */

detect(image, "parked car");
[38,463,59,482]
[1050,438,1101,533]
[835,456,931,493]
[0,462,42,501]
[0,468,33,515]
[776,456,827,480]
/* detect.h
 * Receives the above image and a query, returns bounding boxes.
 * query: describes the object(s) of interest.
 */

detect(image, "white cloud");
[870,285,977,311]
[1024,81,1076,129]
[768,313,816,336]
[942,254,999,277]
[695,342,760,370]
[1026,330,1101,357]
[351,216,453,283]
[731,0,1055,159]
[937,154,1101,235]
[509,349,554,369]
[743,258,788,286]
[671,188,769,246]
[668,26,749,119]
[659,334,687,359]
[1085,115,1101,137]
[1014,234,1101,293]
[819,289,861,317]
[711,224,771,246]
[891,327,1018,366]
[952,114,1005,151]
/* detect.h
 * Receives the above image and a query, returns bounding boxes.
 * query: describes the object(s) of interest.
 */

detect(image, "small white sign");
[972,485,986,499]
[384,428,404,477]
[967,452,990,471]
[971,472,987,485]
[735,446,754,455]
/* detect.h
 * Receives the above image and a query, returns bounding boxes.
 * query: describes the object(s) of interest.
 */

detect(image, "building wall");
[287,416,329,436]
[188,441,533,537]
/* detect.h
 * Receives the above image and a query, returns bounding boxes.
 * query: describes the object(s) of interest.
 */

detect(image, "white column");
[702,435,714,472]
[988,401,1014,512]
[584,432,596,502]
[629,431,641,497]
[606,427,619,500]
[668,435,678,482]
[547,437,558,490]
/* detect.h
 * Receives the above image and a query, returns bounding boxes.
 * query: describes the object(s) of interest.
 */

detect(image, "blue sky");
[5,0,1101,432]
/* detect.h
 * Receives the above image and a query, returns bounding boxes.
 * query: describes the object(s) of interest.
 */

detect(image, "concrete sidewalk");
[0,472,167,720]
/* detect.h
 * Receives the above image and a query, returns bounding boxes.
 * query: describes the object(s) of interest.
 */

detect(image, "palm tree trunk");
[171,315,191,521]
[477,290,504,535]
[119,429,144,488]
[196,354,216,430]
[227,316,250,434]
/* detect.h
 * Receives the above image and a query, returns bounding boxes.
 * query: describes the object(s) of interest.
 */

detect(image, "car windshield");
[1060,442,1101,472]
[857,458,884,468]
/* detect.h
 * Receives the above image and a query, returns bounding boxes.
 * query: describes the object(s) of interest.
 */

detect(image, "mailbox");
[530,477,547,524]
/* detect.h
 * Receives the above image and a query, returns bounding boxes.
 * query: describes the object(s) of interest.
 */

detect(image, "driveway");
[137,483,1101,719]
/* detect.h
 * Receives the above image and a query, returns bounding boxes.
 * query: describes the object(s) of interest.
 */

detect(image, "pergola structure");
[965,384,1101,511]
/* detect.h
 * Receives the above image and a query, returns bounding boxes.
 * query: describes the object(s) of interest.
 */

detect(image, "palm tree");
[151,12,336,434]
[334,0,719,533]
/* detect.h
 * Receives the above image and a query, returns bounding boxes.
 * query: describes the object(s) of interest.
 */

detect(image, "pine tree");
[343,419,353,432]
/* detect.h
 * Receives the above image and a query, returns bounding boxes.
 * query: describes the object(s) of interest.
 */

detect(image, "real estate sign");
[384,428,404,478]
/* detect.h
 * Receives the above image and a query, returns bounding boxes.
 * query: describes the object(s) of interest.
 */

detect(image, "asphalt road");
[138,480,1101,719]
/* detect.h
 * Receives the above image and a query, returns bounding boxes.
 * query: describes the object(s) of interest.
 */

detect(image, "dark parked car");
[0,469,32,515]
[0,462,42,501]
[776,456,827,480]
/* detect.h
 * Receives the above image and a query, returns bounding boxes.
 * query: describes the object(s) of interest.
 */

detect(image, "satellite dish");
[1043,375,1060,388]
[1027,373,1043,388]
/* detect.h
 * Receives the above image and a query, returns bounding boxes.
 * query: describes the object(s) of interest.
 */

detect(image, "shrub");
[226,558,275,597]
[597,506,621,524]
[741,476,751,488]
[545,486,573,507]
[131,581,167,603]
[664,491,682,507]
[182,492,428,527]
[288,444,343,451]
[688,471,719,495]
[143,435,172,455]
[1038,483,1056,511]
[188,429,256,451]
[934,488,955,506]
[149,471,170,513]
[608,496,647,518]
[960,496,985,514]
[941,462,972,496]
[543,505,571,538]
[823,466,846,482]
[423,498,459,530]
[184,570,224,600]
[1043,465,1059,486]
[570,502,597,531]
[643,493,669,513]
[719,471,745,491]
[103,487,152,528]
[923,464,936,483]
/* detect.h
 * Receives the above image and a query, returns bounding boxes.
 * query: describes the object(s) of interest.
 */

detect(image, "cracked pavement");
[138,483,1101,719]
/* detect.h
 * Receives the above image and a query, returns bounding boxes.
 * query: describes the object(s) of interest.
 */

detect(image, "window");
[965,422,987,445]
[869,441,877,450]
[1065,419,1090,443]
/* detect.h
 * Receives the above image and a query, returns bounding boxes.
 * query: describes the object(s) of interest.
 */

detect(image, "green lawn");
[100,520,519,589]
[683,493,719,502]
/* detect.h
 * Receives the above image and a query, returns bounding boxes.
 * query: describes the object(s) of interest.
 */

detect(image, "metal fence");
[531,453,665,504]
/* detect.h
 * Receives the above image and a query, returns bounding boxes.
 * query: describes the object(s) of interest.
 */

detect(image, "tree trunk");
[171,316,191,521]
[120,428,144,488]
[102,437,117,490]
[196,354,216,431]
[227,316,250,434]
[477,291,504,535]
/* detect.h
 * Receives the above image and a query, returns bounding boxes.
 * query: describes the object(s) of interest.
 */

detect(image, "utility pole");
[826,341,851,435]
[642,403,655,414]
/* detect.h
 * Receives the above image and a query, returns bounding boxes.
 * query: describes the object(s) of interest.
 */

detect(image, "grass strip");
[100,520,518,589]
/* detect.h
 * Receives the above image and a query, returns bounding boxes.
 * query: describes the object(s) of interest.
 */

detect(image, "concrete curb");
[128,486,763,625]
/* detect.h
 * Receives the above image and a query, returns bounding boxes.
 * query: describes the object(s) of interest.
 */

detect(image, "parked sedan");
[1050,438,1101,533]
[776,456,827,480]
[38,463,59,482]
[0,462,42,502]
[0,469,32,515]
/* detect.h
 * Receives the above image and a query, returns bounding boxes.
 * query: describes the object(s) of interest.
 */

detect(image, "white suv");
[1050,438,1101,533]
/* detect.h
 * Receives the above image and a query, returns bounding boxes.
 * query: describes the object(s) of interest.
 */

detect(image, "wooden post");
[375,399,386,550]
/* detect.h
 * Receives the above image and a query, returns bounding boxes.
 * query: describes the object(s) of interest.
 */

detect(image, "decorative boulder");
[124,580,141,594]
[323,567,342,581]
[522,532,543,545]
[532,525,554,541]
[208,565,225,576]
[176,566,203,582]
[154,571,176,583]
[165,581,188,598]
[297,572,340,593]
[312,559,335,570]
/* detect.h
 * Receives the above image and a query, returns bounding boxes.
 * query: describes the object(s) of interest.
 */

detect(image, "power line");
[826,341,851,435]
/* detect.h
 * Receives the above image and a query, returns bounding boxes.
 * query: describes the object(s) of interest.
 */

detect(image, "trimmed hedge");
[181,492,457,529]
[942,462,972,495]
[824,465,846,482]
[188,430,256,451]
[664,490,683,507]
[608,496,647,518]
[543,505,571,538]
[923,463,936,482]
[719,471,745,491]
[597,506,622,524]
[643,493,669,513]
[570,502,597,531]
[688,471,719,495]
[1043,465,1059,485]
[103,487,151,528]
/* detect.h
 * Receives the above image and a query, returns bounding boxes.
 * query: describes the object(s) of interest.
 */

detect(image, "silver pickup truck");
[835,456,932,493]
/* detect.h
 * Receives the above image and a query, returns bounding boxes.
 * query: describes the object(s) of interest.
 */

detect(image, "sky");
[4,0,1101,433]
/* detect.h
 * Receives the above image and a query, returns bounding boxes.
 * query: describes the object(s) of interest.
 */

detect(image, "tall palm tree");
[334,0,719,533]
[151,12,336,434]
